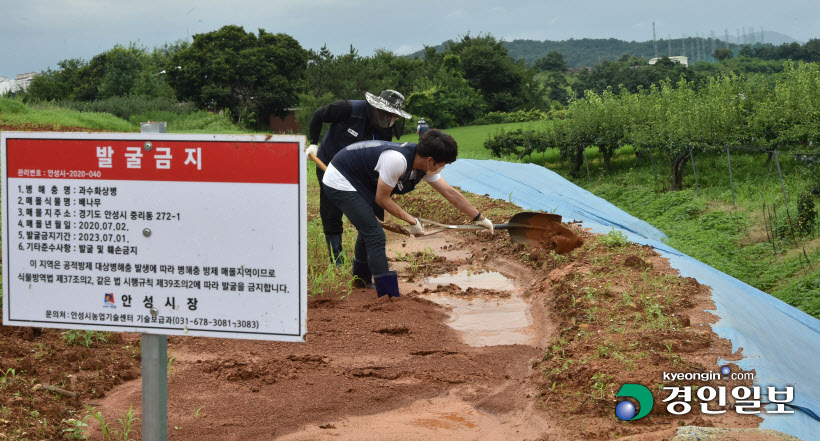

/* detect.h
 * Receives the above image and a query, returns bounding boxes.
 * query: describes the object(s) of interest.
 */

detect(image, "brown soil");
[0,124,783,440]
[2,226,775,440]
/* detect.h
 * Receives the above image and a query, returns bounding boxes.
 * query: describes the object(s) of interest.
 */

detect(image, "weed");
[193,407,204,419]
[167,350,178,378]
[62,415,90,440]
[61,330,109,347]
[116,405,141,441]
[86,406,112,440]
[590,373,613,399]
[0,368,17,391]
[550,250,570,265]
[598,227,629,248]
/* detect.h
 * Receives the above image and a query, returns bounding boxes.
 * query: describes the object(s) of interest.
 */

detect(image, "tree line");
[16,25,820,133]
[485,61,820,191]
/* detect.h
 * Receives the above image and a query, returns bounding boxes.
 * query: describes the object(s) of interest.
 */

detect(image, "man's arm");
[309,100,352,145]
[375,179,417,225]
[427,177,482,220]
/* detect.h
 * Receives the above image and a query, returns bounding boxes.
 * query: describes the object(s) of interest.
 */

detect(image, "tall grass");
[0,97,135,132]
[532,144,820,318]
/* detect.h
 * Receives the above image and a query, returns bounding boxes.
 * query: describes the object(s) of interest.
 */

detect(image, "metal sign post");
[140,122,168,441]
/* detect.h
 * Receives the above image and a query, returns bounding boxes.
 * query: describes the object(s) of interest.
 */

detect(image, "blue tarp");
[444,159,820,441]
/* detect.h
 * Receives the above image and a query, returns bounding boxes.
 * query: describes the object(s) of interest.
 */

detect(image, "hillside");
[410,32,802,67]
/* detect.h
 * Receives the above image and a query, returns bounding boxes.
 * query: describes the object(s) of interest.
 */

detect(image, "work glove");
[475,216,494,234]
[408,218,425,237]
[306,144,319,157]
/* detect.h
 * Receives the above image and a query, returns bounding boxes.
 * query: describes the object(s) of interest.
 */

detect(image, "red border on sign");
[6,139,299,184]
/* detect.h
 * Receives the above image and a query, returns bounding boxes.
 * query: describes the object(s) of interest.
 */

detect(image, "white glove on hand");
[475,217,494,234]
[408,218,425,236]
[306,144,319,157]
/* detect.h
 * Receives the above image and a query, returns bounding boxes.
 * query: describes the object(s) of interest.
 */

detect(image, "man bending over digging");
[320,129,494,298]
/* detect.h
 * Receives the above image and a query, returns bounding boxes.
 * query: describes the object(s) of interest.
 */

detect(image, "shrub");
[472,109,551,125]
[797,192,817,234]
[53,96,196,121]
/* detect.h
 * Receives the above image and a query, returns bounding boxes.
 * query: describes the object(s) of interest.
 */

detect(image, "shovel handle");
[416,218,519,232]
[308,152,327,171]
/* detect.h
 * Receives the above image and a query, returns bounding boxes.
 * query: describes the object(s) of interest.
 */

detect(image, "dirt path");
[91,232,564,440]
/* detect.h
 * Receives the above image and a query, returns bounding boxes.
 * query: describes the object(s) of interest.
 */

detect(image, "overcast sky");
[1,0,817,79]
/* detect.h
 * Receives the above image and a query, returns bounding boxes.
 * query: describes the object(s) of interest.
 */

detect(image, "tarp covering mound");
[444,159,820,441]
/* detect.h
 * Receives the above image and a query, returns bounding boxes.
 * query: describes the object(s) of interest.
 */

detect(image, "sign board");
[1,132,307,342]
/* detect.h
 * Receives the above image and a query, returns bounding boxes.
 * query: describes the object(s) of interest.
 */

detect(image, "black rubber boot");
[374,271,400,298]
[325,234,344,267]
[352,259,374,289]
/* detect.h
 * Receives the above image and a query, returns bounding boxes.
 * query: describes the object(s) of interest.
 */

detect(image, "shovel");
[309,152,583,253]
[384,212,584,254]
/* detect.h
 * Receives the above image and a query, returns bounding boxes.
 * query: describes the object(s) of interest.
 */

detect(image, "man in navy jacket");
[306,90,411,266]
[321,129,494,298]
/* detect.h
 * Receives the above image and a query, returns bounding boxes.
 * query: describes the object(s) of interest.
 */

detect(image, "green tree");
[167,25,307,126]
[405,54,486,128]
[97,45,146,99]
[445,33,536,112]
[533,51,568,72]
[25,58,85,101]
[713,48,734,61]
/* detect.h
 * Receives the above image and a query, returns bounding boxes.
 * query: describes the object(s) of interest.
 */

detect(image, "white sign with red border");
[1,132,307,342]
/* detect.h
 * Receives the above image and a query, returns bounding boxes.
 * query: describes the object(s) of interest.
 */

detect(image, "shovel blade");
[505,212,584,254]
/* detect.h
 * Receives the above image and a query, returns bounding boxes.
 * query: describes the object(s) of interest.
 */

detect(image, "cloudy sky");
[1,0,817,79]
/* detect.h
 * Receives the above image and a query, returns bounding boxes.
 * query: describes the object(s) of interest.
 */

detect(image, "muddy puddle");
[419,269,532,347]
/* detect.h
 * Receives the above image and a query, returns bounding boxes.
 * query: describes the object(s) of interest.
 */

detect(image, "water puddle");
[420,270,532,347]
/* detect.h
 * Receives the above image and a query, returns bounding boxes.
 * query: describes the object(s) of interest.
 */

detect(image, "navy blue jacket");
[331,140,426,207]
[317,100,392,165]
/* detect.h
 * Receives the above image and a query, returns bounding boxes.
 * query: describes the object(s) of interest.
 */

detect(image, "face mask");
[374,109,397,128]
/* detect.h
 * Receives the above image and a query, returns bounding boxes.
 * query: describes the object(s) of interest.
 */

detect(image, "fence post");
[648,146,658,187]
[690,147,700,196]
[727,146,736,206]
[774,151,789,206]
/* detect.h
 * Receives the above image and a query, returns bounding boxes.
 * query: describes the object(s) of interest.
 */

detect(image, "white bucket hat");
[365,90,412,119]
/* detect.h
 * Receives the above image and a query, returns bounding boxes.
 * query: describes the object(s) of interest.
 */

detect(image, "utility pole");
[725,29,730,49]
[653,22,659,58]
[668,34,673,56]
[711,31,717,59]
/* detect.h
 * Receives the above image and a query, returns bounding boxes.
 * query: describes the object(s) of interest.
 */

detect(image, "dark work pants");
[323,186,389,276]
[316,168,344,236]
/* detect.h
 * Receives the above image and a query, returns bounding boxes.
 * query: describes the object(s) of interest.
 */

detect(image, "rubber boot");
[352,259,374,289]
[374,271,400,298]
[325,234,344,267]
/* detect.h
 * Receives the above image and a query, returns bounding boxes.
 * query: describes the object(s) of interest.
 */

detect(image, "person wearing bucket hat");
[321,129,494,298]
[306,90,412,267]
[416,118,430,138]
